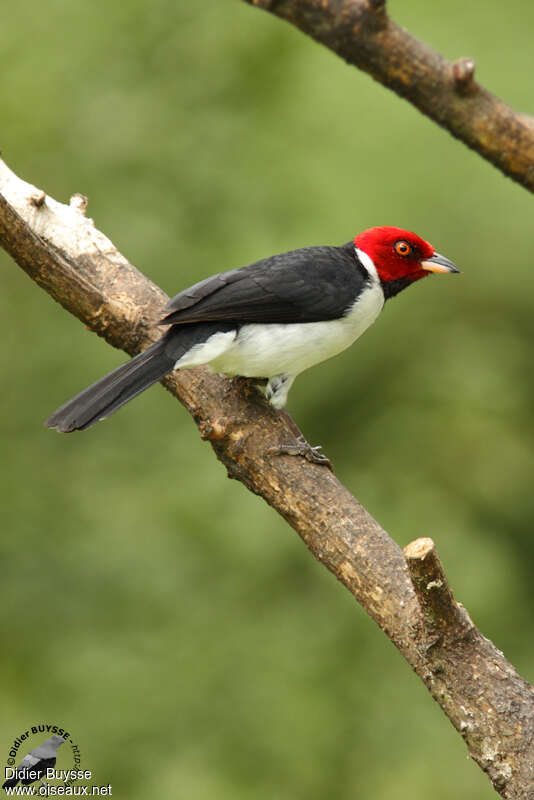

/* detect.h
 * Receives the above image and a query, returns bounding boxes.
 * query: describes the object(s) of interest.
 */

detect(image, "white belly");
[175,279,384,379]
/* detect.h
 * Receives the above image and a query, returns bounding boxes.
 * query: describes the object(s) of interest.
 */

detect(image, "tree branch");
[2,159,534,797]
[243,0,534,193]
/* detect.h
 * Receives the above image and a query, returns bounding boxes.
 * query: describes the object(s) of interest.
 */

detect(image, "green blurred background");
[1,1,533,797]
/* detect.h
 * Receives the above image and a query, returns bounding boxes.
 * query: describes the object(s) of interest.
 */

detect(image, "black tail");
[45,337,176,433]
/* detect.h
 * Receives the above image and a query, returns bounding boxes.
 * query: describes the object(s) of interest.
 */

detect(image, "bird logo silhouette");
[2,735,65,791]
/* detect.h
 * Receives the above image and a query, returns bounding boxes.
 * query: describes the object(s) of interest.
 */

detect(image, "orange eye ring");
[395,241,411,257]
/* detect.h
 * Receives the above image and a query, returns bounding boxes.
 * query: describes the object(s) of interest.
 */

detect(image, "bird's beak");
[421,252,460,274]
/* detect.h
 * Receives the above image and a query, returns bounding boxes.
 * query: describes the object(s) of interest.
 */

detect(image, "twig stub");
[404,537,466,636]
[70,193,89,214]
[29,190,46,208]
[452,57,476,94]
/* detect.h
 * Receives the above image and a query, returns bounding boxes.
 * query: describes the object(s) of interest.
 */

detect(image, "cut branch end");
[404,537,467,636]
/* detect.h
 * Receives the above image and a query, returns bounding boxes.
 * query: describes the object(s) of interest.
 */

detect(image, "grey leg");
[265,373,295,409]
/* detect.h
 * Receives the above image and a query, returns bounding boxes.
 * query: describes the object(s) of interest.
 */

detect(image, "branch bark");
[243,0,534,193]
[2,159,534,797]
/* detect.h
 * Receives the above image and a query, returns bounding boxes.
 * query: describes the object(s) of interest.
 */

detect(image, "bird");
[2,735,65,790]
[45,226,459,460]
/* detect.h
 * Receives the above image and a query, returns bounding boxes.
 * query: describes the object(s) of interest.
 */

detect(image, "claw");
[266,435,333,470]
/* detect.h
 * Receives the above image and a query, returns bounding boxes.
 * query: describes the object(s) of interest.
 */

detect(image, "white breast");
[175,248,384,380]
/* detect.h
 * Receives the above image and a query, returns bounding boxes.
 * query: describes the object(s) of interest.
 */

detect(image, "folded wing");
[160,243,366,326]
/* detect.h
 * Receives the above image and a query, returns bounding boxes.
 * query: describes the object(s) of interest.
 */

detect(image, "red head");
[354,226,459,286]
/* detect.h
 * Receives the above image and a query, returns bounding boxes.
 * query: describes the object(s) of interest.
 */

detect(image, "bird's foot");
[266,435,333,470]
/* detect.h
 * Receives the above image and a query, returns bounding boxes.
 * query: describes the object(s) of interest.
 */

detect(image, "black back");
[160,242,370,326]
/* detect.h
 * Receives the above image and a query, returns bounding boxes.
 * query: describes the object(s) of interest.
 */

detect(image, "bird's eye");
[395,241,412,257]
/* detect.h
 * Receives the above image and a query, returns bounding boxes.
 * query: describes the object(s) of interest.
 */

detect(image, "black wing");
[160,242,369,326]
